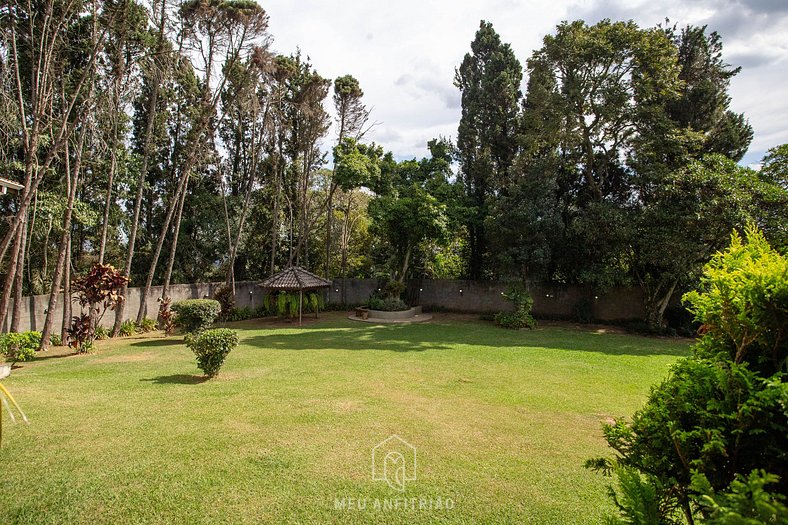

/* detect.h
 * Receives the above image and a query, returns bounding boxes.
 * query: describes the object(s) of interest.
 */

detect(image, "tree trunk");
[61,234,72,345]
[644,279,678,330]
[40,124,86,349]
[114,0,167,334]
[0,227,24,332]
[161,172,189,299]
[10,211,29,332]
[135,171,189,323]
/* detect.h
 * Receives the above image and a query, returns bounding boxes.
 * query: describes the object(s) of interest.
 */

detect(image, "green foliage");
[333,138,382,190]
[589,228,788,523]
[119,320,138,337]
[455,20,523,279]
[184,328,239,378]
[495,286,536,330]
[0,332,40,364]
[94,326,110,340]
[691,470,788,524]
[684,226,788,375]
[138,318,157,333]
[223,306,259,322]
[263,292,323,318]
[634,155,786,328]
[367,296,408,312]
[49,334,62,347]
[171,299,221,334]
[368,185,449,282]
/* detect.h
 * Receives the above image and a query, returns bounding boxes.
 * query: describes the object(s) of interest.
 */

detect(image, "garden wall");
[3,278,646,334]
[330,278,645,320]
[2,281,265,335]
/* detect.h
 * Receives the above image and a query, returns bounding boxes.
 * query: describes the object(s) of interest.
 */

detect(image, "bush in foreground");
[587,227,787,524]
[184,328,238,378]
[171,299,221,334]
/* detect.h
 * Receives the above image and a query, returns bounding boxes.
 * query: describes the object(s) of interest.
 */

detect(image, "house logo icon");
[371,435,417,491]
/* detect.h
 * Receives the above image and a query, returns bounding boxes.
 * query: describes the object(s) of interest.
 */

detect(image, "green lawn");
[0,313,691,524]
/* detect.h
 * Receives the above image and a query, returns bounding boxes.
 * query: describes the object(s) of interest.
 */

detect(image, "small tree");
[68,264,129,352]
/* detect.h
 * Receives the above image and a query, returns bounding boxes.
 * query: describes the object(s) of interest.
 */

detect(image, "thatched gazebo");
[258,266,331,325]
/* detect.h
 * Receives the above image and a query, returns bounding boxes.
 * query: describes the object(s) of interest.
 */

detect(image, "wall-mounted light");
[594,295,599,300]
[335,289,339,293]
[419,288,423,292]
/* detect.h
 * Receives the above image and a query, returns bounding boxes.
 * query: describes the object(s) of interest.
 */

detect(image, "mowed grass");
[0,313,691,524]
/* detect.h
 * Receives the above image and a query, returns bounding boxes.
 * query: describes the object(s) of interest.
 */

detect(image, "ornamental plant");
[0,331,41,365]
[68,263,129,352]
[157,296,175,335]
[586,227,788,524]
[184,328,238,378]
[171,299,221,333]
[495,285,536,329]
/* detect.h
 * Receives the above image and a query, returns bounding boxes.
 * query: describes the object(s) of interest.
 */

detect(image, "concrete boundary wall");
[3,278,646,334]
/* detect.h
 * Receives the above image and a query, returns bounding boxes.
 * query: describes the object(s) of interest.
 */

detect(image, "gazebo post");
[299,290,303,326]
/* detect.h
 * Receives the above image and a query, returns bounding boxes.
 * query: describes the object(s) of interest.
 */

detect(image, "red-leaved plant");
[68,264,129,352]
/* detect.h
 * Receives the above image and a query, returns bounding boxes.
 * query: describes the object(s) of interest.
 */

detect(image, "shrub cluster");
[367,296,409,311]
[0,331,41,364]
[587,227,788,523]
[118,320,138,337]
[184,328,239,378]
[171,299,221,333]
[495,285,536,329]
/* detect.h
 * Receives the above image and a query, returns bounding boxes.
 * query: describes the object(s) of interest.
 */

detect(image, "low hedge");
[171,299,221,333]
[184,328,239,378]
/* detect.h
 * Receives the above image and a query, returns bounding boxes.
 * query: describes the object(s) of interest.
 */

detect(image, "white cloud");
[261,0,788,164]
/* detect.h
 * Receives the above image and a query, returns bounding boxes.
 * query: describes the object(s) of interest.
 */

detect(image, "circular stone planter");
[349,305,432,324]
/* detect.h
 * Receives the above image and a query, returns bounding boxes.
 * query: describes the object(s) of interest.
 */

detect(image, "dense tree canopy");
[0,5,785,340]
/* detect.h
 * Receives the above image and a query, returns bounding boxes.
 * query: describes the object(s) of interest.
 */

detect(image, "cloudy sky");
[262,0,788,167]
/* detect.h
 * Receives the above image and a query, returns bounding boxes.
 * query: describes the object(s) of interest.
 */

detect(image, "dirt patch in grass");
[95,351,155,363]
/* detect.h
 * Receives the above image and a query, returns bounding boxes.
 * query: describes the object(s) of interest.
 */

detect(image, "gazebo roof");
[0,177,23,195]
[258,266,331,291]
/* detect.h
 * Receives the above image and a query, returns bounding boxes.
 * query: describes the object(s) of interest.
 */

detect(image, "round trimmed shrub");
[184,328,238,378]
[171,299,221,333]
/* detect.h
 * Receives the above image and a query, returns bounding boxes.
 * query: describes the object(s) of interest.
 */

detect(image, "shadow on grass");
[131,338,183,348]
[140,374,208,385]
[241,320,691,357]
